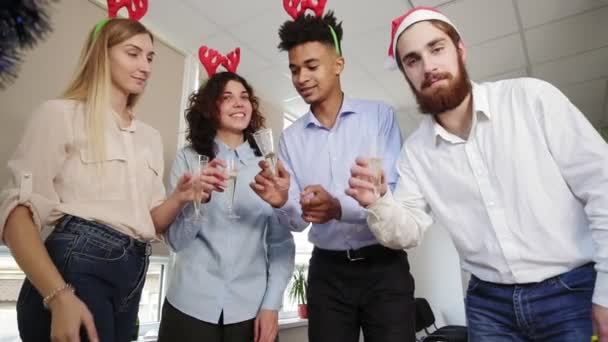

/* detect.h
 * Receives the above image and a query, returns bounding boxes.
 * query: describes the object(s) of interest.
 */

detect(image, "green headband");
[92,18,111,39]
[328,25,341,56]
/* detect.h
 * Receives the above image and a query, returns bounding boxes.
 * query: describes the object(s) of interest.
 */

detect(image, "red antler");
[107,0,148,21]
[282,0,327,19]
[222,48,241,73]
[198,46,225,78]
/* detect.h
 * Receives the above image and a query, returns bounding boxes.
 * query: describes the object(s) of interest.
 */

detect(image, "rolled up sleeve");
[0,100,69,242]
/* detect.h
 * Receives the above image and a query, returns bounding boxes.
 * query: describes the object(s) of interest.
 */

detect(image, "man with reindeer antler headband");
[0,1,204,341]
[157,46,294,342]
[250,1,415,341]
[345,6,608,342]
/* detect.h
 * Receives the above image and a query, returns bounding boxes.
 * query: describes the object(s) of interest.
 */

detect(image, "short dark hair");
[278,11,343,53]
[396,19,462,72]
[185,72,265,159]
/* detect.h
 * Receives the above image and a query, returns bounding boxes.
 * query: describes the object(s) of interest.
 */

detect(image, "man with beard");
[346,7,608,342]
[250,8,415,342]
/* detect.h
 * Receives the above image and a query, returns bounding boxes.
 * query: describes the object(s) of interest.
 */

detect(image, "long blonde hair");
[62,18,153,161]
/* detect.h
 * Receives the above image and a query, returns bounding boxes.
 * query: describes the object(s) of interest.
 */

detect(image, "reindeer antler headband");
[93,0,149,39]
[198,45,241,78]
[282,0,341,56]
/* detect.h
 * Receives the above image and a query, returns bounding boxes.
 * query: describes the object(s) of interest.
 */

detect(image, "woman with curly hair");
[157,71,295,342]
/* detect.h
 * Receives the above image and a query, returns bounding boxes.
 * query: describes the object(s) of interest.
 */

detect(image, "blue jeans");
[466,263,595,342]
[17,215,151,342]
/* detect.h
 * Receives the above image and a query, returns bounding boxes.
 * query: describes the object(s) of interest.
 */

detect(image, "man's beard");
[407,55,472,115]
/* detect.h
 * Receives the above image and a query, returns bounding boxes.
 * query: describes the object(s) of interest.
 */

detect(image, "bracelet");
[42,283,74,309]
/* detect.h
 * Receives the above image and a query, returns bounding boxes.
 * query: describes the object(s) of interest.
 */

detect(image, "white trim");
[283,112,299,123]
[278,317,308,330]
[177,54,200,150]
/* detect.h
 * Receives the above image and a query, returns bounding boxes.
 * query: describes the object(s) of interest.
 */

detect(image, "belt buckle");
[346,249,365,262]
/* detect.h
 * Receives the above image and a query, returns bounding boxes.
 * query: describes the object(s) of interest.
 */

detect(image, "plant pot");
[298,304,308,319]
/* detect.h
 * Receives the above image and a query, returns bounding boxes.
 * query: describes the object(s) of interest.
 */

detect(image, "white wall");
[408,224,467,326]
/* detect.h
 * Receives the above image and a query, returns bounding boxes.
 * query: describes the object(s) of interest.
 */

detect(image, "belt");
[313,244,404,262]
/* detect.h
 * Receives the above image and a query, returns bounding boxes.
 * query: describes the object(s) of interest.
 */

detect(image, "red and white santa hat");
[385,6,461,69]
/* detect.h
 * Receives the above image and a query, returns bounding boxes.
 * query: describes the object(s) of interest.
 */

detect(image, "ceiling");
[103,0,608,134]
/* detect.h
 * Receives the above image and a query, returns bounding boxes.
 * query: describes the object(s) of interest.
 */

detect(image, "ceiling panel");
[525,6,608,64]
[531,46,608,87]
[375,70,419,109]
[329,0,411,34]
[345,27,389,74]
[516,0,607,28]
[342,79,395,105]
[466,34,527,80]
[479,68,528,82]
[246,66,299,106]
[197,34,272,78]
[411,0,459,7]
[440,0,519,46]
[560,78,607,124]
[182,0,274,27]
[228,5,289,66]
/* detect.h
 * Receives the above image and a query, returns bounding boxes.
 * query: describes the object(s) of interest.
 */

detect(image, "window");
[280,228,312,319]
[0,247,21,342]
[283,113,297,130]
[0,246,169,341]
[136,256,170,339]
[279,113,314,319]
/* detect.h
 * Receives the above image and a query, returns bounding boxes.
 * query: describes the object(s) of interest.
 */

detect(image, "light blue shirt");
[276,95,402,250]
[164,140,295,324]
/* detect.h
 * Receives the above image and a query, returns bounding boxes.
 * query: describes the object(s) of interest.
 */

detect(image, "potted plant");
[288,264,308,319]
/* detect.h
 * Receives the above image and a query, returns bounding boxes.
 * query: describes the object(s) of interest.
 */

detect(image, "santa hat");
[385,6,460,69]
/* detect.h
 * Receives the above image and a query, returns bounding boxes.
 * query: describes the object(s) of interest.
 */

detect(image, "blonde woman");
[0,18,195,342]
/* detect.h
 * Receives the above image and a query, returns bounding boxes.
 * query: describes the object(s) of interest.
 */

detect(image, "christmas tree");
[0,0,57,89]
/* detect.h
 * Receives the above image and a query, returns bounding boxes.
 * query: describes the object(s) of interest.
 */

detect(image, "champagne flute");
[187,154,209,222]
[253,128,277,174]
[224,156,240,220]
[366,136,383,197]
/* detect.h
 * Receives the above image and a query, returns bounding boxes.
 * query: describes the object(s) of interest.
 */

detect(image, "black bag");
[415,298,468,342]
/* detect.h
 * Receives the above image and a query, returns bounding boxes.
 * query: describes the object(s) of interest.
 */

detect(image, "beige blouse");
[0,99,166,242]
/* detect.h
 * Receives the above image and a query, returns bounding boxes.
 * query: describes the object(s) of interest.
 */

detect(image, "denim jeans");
[17,215,151,342]
[466,263,595,342]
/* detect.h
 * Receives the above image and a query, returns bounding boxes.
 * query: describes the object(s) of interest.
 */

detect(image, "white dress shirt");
[367,78,608,306]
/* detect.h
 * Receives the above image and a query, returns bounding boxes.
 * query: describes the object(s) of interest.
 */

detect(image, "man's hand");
[250,160,291,208]
[300,185,341,224]
[345,157,387,207]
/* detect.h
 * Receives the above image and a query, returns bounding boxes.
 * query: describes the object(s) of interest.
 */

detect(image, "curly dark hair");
[278,11,343,53]
[185,72,265,159]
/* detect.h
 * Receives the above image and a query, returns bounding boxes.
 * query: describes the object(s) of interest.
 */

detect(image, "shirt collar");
[214,137,257,166]
[472,82,491,120]
[431,82,491,146]
[111,108,137,133]
[304,94,357,129]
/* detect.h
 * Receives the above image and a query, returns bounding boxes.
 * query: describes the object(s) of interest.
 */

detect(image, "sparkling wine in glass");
[253,128,277,174]
[366,135,383,197]
[225,157,240,220]
[368,156,383,195]
[187,154,209,222]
